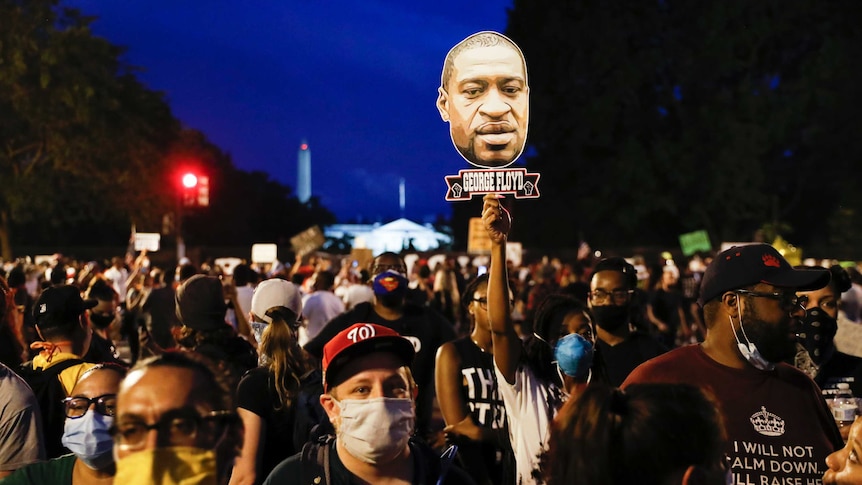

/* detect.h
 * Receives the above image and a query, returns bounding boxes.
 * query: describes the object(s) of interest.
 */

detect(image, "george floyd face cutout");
[437,31,529,169]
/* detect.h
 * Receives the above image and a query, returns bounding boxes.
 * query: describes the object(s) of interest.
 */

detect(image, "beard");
[741,304,798,363]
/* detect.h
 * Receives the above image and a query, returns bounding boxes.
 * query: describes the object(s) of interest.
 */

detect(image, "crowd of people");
[1,205,862,484]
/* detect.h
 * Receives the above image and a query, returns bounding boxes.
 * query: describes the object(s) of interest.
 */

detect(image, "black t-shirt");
[304,302,456,438]
[449,337,514,485]
[83,332,127,366]
[648,288,684,331]
[237,368,299,483]
[595,332,667,387]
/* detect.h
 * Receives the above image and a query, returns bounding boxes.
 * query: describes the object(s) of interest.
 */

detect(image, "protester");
[0,275,26,367]
[794,265,862,395]
[300,270,344,347]
[305,252,456,442]
[624,244,842,484]
[482,194,565,484]
[543,383,729,485]
[589,257,666,386]
[140,268,179,350]
[0,364,125,485]
[646,264,690,348]
[263,323,474,484]
[0,362,44,478]
[174,275,257,389]
[436,274,515,485]
[112,351,242,485]
[823,416,862,484]
[532,294,597,397]
[21,285,97,458]
[341,269,374,311]
[231,279,319,485]
[82,280,126,366]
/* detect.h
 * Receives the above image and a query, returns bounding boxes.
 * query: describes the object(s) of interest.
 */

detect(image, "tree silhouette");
[494,0,862,256]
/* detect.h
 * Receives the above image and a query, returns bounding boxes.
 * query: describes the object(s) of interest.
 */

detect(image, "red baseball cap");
[322,323,415,391]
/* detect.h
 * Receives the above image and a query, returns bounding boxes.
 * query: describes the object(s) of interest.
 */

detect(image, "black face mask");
[89,313,115,330]
[798,307,838,365]
[592,305,630,332]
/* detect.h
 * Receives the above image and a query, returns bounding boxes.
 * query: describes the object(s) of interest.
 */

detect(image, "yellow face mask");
[114,447,218,485]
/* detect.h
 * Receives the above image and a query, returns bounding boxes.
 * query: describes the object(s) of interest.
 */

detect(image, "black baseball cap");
[697,244,830,306]
[175,275,228,331]
[34,285,97,329]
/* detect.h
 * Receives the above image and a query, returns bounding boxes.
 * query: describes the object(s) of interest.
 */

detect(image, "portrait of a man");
[437,31,529,169]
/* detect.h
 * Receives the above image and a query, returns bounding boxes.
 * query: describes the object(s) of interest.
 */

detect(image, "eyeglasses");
[110,409,236,450]
[63,394,117,419]
[734,290,808,311]
[589,289,633,304]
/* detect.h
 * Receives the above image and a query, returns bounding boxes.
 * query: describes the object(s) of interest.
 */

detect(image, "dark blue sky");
[68,1,514,223]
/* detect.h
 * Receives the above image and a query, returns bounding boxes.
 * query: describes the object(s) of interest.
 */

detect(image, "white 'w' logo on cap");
[347,324,376,343]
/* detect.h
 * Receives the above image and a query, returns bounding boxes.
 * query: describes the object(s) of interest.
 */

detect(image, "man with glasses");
[588,257,666,386]
[305,252,456,443]
[624,244,842,485]
[112,352,242,485]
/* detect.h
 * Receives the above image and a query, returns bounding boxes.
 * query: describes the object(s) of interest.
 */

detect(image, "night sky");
[67,1,514,224]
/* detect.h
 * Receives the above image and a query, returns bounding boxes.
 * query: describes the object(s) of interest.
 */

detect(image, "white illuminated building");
[325,218,451,255]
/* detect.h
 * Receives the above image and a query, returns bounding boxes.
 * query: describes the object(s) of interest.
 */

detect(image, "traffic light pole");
[176,192,185,262]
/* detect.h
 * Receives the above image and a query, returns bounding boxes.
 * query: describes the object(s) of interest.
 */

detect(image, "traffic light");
[182,173,198,189]
[180,172,209,207]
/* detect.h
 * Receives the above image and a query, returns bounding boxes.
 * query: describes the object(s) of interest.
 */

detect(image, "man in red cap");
[624,243,842,485]
[263,323,473,485]
[305,252,456,442]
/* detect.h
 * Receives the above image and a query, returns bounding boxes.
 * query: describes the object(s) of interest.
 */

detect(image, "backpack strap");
[300,435,334,485]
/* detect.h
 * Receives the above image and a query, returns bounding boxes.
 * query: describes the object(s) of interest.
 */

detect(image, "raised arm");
[482,194,521,384]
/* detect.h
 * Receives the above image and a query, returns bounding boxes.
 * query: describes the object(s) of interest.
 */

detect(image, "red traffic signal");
[182,173,198,189]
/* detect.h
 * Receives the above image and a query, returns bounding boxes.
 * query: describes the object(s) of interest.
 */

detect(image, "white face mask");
[333,397,414,464]
[730,301,775,371]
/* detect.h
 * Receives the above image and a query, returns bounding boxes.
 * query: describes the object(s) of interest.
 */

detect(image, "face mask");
[730,304,774,371]
[373,271,408,308]
[114,447,217,485]
[250,322,267,347]
[62,412,114,470]
[591,305,629,332]
[334,397,414,464]
[90,313,115,329]
[554,333,594,381]
[799,307,838,365]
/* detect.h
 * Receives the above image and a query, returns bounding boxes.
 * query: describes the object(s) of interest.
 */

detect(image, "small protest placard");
[349,248,374,272]
[467,217,492,254]
[678,230,711,256]
[290,226,325,256]
[134,233,161,252]
[251,244,278,264]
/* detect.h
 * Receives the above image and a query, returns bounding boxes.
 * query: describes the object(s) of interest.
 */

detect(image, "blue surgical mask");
[61,411,114,470]
[554,333,594,381]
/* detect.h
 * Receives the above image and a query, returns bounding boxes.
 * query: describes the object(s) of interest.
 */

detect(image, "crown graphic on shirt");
[750,406,785,436]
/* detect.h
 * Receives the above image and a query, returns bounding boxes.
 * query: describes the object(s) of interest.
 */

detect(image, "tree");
[0,0,179,258]
[502,0,862,254]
